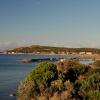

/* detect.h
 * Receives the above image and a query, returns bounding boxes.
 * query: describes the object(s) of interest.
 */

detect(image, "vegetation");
[27,62,58,85]
[92,60,100,68]
[17,60,100,100]
[6,45,100,54]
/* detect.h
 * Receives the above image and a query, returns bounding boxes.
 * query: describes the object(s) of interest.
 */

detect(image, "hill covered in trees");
[6,45,100,54]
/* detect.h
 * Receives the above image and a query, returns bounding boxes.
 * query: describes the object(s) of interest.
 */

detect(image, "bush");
[86,90,100,100]
[56,59,80,73]
[92,60,100,68]
[17,60,100,100]
[76,73,100,100]
[27,62,58,85]
[57,59,88,82]
[51,80,65,92]
[17,80,40,100]
[80,73,100,92]
[17,62,58,100]
[58,63,89,82]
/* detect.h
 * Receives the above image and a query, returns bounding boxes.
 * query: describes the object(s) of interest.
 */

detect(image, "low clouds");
[0,41,100,51]
[0,42,19,51]
[0,41,34,51]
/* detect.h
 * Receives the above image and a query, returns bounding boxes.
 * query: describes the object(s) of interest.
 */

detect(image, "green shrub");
[80,73,100,92]
[86,90,100,100]
[51,80,65,92]
[59,64,89,83]
[27,62,58,85]
[57,60,88,82]
[17,60,100,100]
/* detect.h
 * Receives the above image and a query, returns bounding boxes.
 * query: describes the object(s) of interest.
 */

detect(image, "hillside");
[6,45,100,54]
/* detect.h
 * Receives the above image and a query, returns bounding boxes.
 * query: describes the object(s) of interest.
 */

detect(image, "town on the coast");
[1,45,100,61]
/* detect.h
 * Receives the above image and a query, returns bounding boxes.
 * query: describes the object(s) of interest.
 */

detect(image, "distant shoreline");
[0,53,97,56]
[0,52,98,56]
[1,53,100,61]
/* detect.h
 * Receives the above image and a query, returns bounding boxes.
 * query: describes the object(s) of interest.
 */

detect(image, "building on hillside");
[86,52,92,55]
[79,52,86,55]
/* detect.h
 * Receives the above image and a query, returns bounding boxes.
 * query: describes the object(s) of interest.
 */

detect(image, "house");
[79,52,86,55]
[86,52,92,55]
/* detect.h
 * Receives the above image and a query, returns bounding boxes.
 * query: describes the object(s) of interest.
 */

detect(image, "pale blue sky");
[0,0,100,50]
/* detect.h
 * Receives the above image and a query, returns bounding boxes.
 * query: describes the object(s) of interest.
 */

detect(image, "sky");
[0,0,100,50]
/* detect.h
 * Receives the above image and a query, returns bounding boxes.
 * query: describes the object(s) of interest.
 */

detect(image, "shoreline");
[0,53,98,56]
[1,53,100,60]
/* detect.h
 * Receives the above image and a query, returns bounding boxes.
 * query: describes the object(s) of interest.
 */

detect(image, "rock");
[9,93,16,97]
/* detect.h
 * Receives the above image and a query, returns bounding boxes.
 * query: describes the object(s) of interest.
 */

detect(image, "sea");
[0,54,93,100]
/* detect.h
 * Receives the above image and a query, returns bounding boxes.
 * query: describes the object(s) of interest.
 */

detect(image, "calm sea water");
[0,54,60,100]
[0,54,93,100]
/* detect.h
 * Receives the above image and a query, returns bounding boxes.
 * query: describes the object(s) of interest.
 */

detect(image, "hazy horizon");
[0,0,100,50]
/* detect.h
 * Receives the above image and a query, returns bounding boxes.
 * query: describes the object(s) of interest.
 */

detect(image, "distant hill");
[6,45,100,54]
[0,52,3,54]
